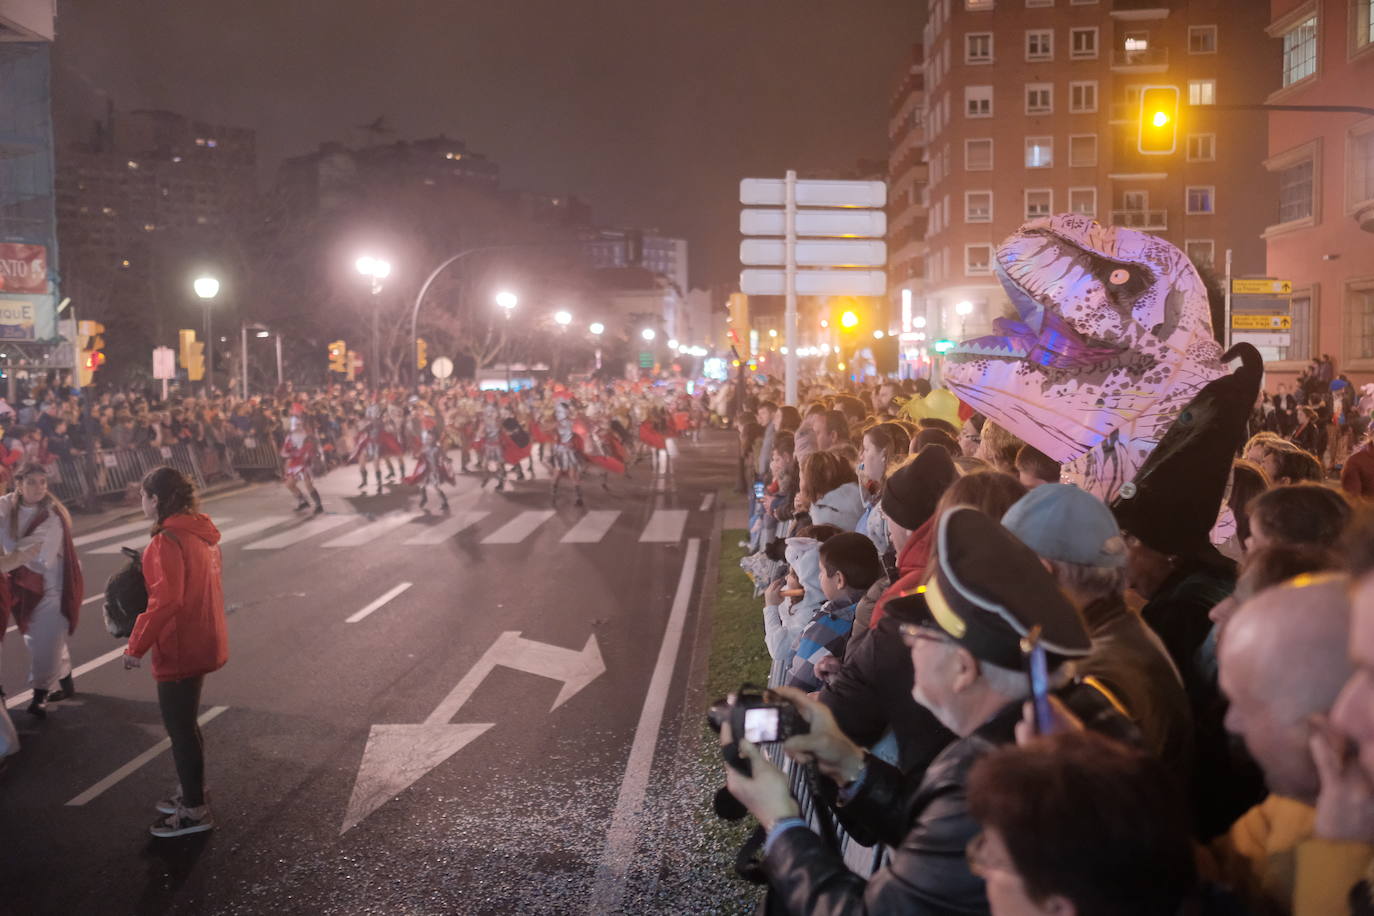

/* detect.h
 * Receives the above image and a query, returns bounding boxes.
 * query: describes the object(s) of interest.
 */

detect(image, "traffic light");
[76,320,106,385]
[840,310,859,329]
[346,349,363,382]
[415,337,428,369]
[180,329,205,381]
[1138,85,1179,155]
[328,339,347,373]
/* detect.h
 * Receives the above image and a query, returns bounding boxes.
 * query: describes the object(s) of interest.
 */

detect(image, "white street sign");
[741,238,887,268]
[740,268,887,297]
[740,177,887,208]
[740,207,886,238]
[1232,331,1293,348]
[152,346,176,380]
[430,356,454,380]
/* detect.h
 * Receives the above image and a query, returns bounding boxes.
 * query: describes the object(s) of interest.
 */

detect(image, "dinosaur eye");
[1108,268,1130,285]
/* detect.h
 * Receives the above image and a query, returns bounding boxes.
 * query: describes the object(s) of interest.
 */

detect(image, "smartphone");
[1020,625,1053,735]
[753,481,766,500]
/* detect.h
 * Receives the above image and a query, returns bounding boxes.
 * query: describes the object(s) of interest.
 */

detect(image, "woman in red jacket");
[123,466,227,838]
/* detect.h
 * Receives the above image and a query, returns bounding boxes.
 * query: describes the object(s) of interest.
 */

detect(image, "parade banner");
[0,243,48,294]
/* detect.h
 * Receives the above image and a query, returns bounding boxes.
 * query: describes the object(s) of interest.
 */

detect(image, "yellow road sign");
[1232,314,1292,330]
[1231,278,1292,295]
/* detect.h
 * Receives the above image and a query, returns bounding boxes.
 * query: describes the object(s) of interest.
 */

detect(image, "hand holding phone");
[1020,625,1053,736]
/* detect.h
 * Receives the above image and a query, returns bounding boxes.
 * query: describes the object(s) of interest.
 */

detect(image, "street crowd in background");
[719,365,1374,916]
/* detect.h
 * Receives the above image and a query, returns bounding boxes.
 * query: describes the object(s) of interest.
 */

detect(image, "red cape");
[2,504,83,638]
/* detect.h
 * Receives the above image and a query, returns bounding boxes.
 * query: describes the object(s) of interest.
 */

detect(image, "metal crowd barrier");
[228,435,283,478]
[42,444,210,511]
[46,455,93,508]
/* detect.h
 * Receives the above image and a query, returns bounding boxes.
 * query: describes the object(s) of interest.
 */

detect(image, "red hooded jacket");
[126,513,228,682]
[869,515,936,627]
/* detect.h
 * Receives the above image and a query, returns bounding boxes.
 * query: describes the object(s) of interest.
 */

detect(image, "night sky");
[51,0,925,289]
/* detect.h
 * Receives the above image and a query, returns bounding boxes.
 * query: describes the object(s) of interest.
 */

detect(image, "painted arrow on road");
[341,630,605,833]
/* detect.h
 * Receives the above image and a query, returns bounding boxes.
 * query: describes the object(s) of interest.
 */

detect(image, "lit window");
[120,259,130,268]
[1188,25,1217,54]
[1068,187,1097,216]
[1185,240,1215,268]
[195,138,206,147]
[1069,134,1098,167]
[966,85,993,118]
[1187,134,1216,161]
[1025,189,1052,219]
[1277,159,1315,223]
[1186,186,1215,214]
[206,139,218,149]
[1281,15,1318,86]
[966,244,994,275]
[965,190,993,222]
[142,223,155,232]
[1069,27,1098,59]
[1124,34,1149,52]
[1026,29,1053,61]
[1026,83,1053,114]
[1358,0,1373,50]
[1069,81,1097,112]
[1352,129,1374,204]
[966,0,994,9]
[171,155,182,163]
[100,206,115,216]
[965,138,994,170]
[1188,79,1216,105]
[966,32,993,63]
[1025,136,1053,168]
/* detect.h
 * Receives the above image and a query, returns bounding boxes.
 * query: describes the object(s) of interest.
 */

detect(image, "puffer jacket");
[764,681,1139,915]
[763,537,827,664]
[810,482,865,531]
[126,513,227,682]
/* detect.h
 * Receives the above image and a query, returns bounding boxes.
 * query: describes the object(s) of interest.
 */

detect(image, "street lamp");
[495,290,518,312]
[955,300,974,339]
[356,255,392,390]
[193,275,220,392]
[554,309,572,327]
[589,322,604,335]
[641,328,656,341]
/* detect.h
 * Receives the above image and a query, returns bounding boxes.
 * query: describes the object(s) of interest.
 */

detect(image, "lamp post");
[589,321,604,371]
[495,290,517,388]
[955,300,974,339]
[193,275,220,393]
[355,255,392,391]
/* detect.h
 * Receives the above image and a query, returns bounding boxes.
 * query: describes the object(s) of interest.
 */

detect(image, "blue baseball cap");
[1002,484,1126,569]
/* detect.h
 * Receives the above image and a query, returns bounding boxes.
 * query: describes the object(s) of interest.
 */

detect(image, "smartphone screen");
[742,706,780,744]
[1022,627,1053,735]
[753,482,765,500]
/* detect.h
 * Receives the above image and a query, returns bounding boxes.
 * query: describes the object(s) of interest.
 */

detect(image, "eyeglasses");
[898,621,954,646]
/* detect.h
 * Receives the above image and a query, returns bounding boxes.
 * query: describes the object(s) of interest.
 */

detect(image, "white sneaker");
[150,804,214,838]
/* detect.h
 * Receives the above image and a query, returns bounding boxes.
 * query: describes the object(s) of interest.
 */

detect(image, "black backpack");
[103,530,177,639]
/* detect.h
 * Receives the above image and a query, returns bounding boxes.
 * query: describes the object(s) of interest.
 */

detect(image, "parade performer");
[501,412,533,481]
[349,395,403,495]
[384,395,411,481]
[549,400,586,507]
[478,400,507,491]
[404,420,454,510]
[0,463,84,719]
[280,413,325,514]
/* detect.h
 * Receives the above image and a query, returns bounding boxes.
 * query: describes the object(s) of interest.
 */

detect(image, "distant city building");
[1263,0,1374,382]
[581,228,689,296]
[887,43,931,375]
[917,0,1277,344]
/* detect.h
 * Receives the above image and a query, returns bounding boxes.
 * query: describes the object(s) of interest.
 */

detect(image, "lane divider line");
[65,706,229,806]
[588,537,701,913]
[346,582,413,624]
[5,646,128,710]
[699,492,714,512]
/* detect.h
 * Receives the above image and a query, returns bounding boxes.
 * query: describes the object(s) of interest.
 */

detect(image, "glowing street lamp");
[193,275,220,390]
[589,322,605,335]
[956,300,974,339]
[554,309,573,327]
[494,290,518,312]
[840,310,859,329]
[355,254,392,389]
[641,328,656,342]
[872,330,885,340]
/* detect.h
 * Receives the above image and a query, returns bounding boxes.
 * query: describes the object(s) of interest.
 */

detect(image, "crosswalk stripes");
[403,511,489,545]
[560,510,621,544]
[244,514,352,550]
[86,518,235,554]
[322,511,422,548]
[481,510,555,544]
[217,515,293,545]
[73,519,161,548]
[639,509,688,543]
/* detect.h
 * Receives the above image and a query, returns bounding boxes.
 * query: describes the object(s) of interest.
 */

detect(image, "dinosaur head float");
[943,214,1226,500]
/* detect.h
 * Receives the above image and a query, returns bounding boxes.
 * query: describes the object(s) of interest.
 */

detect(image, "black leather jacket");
[763,681,1137,915]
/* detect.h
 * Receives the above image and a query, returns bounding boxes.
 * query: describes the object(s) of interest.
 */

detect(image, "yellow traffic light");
[1138,85,1179,155]
[346,350,363,382]
[185,340,205,381]
[840,310,859,329]
[328,339,347,373]
[416,337,428,369]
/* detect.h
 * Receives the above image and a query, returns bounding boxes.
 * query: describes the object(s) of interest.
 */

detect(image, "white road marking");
[699,492,715,512]
[402,511,489,545]
[243,514,351,550]
[588,538,701,913]
[638,509,687,543]
[65,706,229,806]
[560,510,620,544]
[323,512,421,548]
[481,510,554,544]
[345,582,414,624]
[217,515,292,544]
[5,646,129,709]
[73,520,156,548]
[87,519,235,554]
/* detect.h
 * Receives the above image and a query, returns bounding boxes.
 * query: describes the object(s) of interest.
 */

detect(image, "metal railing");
[1111,208,1168,230]
[1110,47,1169,70]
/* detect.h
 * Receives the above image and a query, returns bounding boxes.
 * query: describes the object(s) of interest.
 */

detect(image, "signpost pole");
[1223,248,1233,350]
[276,334,284,388]
[70,303,80,396]
[784,169,797,407]
[240,322,249,399]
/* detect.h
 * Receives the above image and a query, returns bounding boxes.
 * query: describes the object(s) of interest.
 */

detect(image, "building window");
[1123,189,1149,210]
[966,85,993,118]
[1026,83,1053,114]
[1025,136,1053,168]
[1069,81,1098,112]
[1026,29,1054,61]
[1188,25,1218,54]
[1069,0,1098,4]
[1187,133,1216,161]
[1026,0,1053,6]
[966,32,993,63]
[1281,15,1318,86]
[1025,189,1053,219]
[966,190,994,222]
[1351,128,1374,205]
[1068,187,1097,216]
[1353,286,1374,360]
[966,244,994,275]
[1184,239,1215,268]
[966,138,994,170]
[966,0,994,9]
[1069,27,1098,59]
[1357,0,1373,51]
[1277,158,1315,223]
[1188,79,1217,106]
[1069,134,1098,167]
[1123,31,1149,52]
[1186,186,1215,214]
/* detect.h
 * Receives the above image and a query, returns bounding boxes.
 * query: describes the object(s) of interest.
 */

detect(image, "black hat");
[886,506,1091,669]
[1111,344,1263,560]
[881,444,957,531]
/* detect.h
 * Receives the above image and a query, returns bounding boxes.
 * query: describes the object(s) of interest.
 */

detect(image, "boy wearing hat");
[723,508,1133,915]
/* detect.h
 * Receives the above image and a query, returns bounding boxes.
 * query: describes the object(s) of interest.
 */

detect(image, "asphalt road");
[0,433,738,915]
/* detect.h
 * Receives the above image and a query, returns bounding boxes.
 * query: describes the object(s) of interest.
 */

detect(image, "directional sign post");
[740,172,887,405]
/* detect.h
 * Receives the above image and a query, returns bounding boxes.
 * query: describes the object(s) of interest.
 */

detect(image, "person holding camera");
[722,507,1134,915]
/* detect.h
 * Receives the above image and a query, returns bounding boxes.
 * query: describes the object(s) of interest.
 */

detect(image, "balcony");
[1110,0,1170,20]
[1111,47,1169,73]
[1111,209,1168,230]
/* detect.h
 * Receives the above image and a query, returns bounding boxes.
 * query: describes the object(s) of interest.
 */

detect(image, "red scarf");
[1,503,84,638]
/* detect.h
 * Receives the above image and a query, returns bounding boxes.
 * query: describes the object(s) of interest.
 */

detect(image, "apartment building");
[887,45,930,353]
[917,0,1277,341]
[1263,0,1374,383]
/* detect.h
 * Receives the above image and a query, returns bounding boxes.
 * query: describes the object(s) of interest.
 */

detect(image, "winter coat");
[1342,442,1374,501]
[869,517,936,627]
[786,598,858,693]
[809,482,865,531]
[763,538,827,664]
[854,497,892,559]
[127,513,228,682]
